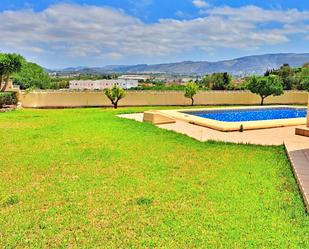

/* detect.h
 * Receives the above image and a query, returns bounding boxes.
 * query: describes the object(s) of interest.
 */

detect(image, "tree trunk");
[191,97,194,106]
[0,74,3,91]
[0,74,10,92]
[114,100,118,109]
[260,96,265,105]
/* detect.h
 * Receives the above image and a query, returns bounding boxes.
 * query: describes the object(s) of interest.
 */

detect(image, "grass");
[0,107,309,248]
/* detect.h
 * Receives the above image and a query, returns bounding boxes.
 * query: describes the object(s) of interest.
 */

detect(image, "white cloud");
[204,5,309,23]
[105,52,123,60]
[192,0,209,9]
[0,3,308,63]
[175,10,185,17]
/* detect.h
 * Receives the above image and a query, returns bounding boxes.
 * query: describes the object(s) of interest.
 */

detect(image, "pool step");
[143,111,176,125]
[295,127,309,137]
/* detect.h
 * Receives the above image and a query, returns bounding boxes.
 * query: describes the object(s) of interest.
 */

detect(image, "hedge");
[0,92,18,108]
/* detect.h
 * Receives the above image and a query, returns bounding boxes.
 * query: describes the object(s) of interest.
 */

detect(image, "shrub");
[0,92,18,108]
[201,72,231,90]
[299,77,309,91]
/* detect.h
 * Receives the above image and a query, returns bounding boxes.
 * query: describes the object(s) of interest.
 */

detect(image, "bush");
[50,79,69,89]
[299,77,309,91]
[0,92,18,108]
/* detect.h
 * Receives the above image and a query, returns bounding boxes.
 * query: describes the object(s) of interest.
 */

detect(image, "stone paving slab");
[118,113,303,145]
[119,113,309,212]
[285,138,309,212]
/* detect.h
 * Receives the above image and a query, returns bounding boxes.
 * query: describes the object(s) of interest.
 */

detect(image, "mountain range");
[53,53,309,76]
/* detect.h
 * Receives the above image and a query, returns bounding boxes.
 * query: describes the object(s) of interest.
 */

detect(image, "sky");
[0,0,308,68]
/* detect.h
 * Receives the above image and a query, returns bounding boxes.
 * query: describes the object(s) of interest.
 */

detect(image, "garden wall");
[19,90,309,108]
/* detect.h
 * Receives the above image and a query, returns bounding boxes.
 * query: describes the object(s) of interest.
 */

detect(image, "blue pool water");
[184,107,307,122]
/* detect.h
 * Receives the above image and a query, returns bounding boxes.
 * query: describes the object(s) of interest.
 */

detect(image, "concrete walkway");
[119,113,309,212]
[285,137,309,211]
[119,113,306,145]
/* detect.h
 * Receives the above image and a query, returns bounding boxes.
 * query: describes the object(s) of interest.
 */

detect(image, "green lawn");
[0,107,309,248]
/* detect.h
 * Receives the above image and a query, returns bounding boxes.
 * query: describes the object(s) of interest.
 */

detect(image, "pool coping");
[157,105,307,132]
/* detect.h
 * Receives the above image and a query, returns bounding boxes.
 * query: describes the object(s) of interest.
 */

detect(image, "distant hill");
[52,53,309,76]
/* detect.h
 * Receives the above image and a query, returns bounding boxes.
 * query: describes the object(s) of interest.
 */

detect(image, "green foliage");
[277,64,294,90]
[0,53,24,92]
[239,124,244,132]
[303,62,309,68]
[50,79,69,89]
[200,72,231,90]
[212,72,231,90]
[103,86,126,108]
[266,63,309,90]
[247,75,283,105]
[300,77,309,91]
[0,92,18,108]
[13,61,51,90]
[184,81,199,105]
[225,82,247,90]
[199,75,212,88]
[300,67,309,76]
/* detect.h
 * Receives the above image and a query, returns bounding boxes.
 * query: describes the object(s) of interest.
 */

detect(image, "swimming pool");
[184,107,307,122]
[157,106,308,131]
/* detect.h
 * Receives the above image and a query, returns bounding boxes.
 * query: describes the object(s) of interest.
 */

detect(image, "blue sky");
[0,0,308,68]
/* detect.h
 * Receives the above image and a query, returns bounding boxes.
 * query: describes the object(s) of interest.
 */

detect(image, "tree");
[50,79,69,89]
[199,74,212,88]
[303,62,309,69]
[199,72,231,90]
[184,81,199,106]
[300,77,309,91]
[0,53,24,92]
[279,64,295,90]
[268,64,295,90]
[211,72,231,90]
[247,75,283,105]
[103,86,126,109]
[13,61,51,89]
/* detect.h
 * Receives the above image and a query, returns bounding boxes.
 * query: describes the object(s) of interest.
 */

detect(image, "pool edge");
[156,105,307,132]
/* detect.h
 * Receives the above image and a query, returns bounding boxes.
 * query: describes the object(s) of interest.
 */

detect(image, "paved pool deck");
[119,113,309,212]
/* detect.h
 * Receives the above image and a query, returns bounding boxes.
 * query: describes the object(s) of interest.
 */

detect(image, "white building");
[118,75,151,81]
[69,79,138,90]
